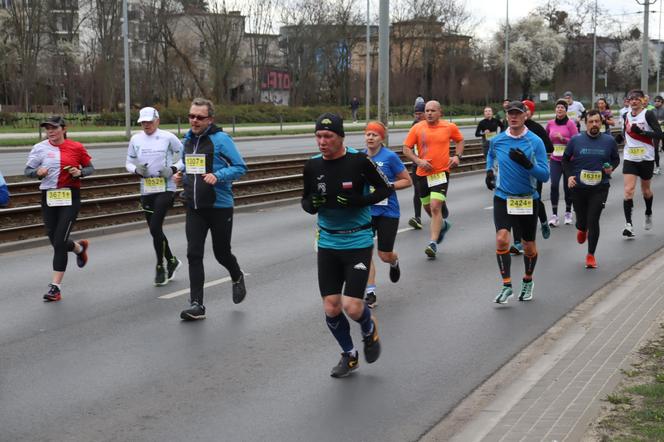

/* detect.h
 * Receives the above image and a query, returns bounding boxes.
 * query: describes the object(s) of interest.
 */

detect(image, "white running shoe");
[654,167,661,175]
[645,215,653,231]
[548,214,559,227]
[622,222,635,238]
[564,211,573,225]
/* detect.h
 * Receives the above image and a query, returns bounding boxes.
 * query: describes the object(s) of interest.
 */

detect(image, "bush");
[0,112,19,126]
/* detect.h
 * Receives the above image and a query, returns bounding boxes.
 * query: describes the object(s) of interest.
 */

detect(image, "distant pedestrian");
[350,97,360,123]
[563,91,586,131]
[0,170,9,207]
[408,101,426,230]
[414,94,425,107]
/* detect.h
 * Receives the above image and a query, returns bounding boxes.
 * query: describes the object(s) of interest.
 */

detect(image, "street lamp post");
[365,0,370,122]
[658,1,662,95]
[377,0,389,131]
[503,0,509,99]
[591,0,597,103]
[636,0,656,94]
[122,0,131,139]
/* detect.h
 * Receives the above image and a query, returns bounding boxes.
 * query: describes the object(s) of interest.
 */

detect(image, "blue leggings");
[549,160,571,214]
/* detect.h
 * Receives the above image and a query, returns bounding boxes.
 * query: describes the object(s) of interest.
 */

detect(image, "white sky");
[465,0,660,41]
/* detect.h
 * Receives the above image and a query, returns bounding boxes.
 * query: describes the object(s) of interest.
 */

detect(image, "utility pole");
[658,0,662,94]
[591,0,597,102]
[122,0,131,139]
[636,0,656,94]
[377,0,389,131]
[503,0,509,99]
[365,0,371,122]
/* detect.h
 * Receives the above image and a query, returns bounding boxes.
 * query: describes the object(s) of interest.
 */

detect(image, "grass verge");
[589,323,664,441]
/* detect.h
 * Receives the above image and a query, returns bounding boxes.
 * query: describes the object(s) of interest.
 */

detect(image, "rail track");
[0,139,529,243]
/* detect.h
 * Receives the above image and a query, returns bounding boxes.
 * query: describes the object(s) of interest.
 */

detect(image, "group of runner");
[20,88,663,378]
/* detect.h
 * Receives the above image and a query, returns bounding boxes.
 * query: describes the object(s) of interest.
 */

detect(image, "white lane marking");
[484,206,493,210]
[397,226,414,234]
[158,273,250,300]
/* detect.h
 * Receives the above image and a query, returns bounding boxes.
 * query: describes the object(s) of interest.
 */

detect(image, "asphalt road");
[2,161,663,441]
[0,127,485,176]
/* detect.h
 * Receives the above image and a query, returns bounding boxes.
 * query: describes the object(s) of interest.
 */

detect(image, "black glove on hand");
[509,148,533,169]
[336,191,364,207]
[135,163,149,177]
[312,193,326,208]
[631,124,643,135]
[485,170,496,190]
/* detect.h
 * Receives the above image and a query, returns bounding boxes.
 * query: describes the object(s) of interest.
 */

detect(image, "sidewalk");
[423,246,664,441]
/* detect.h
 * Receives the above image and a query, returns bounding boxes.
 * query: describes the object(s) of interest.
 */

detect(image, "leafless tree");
[243,0,277,103]
[88,0,124,111]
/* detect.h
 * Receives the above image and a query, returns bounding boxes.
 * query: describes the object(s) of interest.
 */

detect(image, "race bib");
[485,131,497,140]
[627,147,646,158]
[507,196,533,215]
[553,144,566,157]
[185,154,206,174]
[567,111,577,119]
[142,177,166,194]
[600,126,606,132]
[427,172,447,187]
[579,169,602,186]
[46,188,72,207]
[370,186,388,206]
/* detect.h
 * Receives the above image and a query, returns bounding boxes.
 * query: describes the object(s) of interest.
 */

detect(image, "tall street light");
[658,1,662,94]
[591,0,597,102]
[636,0,656,94]
[504,0,509,99]
[377,0,389,131]
[122,0,131,139]
[365,0,370,122]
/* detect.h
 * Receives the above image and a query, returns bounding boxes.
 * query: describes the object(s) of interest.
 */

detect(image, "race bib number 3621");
[185,154,206,174]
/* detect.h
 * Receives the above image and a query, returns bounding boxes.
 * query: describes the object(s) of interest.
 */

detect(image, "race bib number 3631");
[579,170,602,186]
[185,154,206,174]
[46,188,72,207]
[506,196,533,215]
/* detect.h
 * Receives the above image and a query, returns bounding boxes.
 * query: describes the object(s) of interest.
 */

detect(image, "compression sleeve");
[80,164,95,177]
[642,110,664,139]
[301,160,318,214]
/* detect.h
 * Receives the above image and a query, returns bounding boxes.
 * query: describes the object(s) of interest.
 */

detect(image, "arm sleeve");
[360,156,392,204]
[300,161,317,214]
[643,111,664,139]
[125,140,137,174]
[213,134,248,182]
[168,133,184,171]
[474,121,483,138]
[81,164,95,177]
[529,139,550,182]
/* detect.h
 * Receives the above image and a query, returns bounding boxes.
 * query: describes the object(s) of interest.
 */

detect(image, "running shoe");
[154,264,167,286]
[365,291,377,309]
[585,254,597,269]
[622,223,635,239]
[510,242,523,256]
[43,283,61,302]
[167,256,182,280]
[541,222,551,239]
[408,217,423,229]
[645,215,653,231]
[362,317,381,363]
[548,214,559,227]
[389,261,400,283]
[76,239,89,268]
[180,301,206,321]
[232,273,247,304]
[330,351,359,378]
[437,220,452,244]
[425,242,437,258]
[655,167,661,175]
[494,285,513,304]
[577,229,587,244]
[518,280,534,301]
[564,212,573,225]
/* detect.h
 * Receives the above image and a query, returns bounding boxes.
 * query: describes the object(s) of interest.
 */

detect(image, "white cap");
[137,107,159,123]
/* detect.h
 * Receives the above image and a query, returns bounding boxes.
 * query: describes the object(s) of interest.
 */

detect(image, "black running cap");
[505,101,526,113]
[315,113,345,137]
[40,116,66,128]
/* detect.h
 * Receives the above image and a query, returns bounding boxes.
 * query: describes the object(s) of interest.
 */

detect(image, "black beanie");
[315,113,345,137]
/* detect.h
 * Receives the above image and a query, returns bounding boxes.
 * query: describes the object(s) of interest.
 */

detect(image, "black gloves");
[485,170,496,190]
[336,191,364,207]
[509,148,533,169]
[631,124,643,135]
[302,192,326,214]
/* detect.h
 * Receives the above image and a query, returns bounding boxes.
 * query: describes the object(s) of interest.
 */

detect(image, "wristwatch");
[456,153,463,160]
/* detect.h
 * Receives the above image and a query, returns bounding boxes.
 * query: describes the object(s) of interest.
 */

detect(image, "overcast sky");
[465,0,659,40]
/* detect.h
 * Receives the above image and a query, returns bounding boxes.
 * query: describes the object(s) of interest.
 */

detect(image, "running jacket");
[486,128,550,200]
[182,124,247,209]
[25,139,94,190]
[562,132,620,189]
[301,147,392,250]
[126,128,184,194]
[0,171,8,207]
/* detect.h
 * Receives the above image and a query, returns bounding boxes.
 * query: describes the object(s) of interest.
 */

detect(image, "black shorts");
[371,216,399,252]
[416,173,449,204]
[493,195,539,242]
[623,159,654,181]
[317,247,373,299]
[141,191,175,212]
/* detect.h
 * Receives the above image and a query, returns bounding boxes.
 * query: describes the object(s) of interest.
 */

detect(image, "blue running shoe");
[437,220,452,244]
[425,242,437,258]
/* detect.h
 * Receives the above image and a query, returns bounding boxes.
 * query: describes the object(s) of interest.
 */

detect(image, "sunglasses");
[188,114,209,121]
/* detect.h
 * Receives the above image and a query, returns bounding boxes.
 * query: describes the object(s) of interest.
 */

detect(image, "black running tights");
[572,187,609,255]
[141,192,175,265]
[41,193,81,272]
[186,206,242,304]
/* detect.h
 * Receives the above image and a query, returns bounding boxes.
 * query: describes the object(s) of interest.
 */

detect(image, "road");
[0,126,484,176]
[1,160,663,441]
